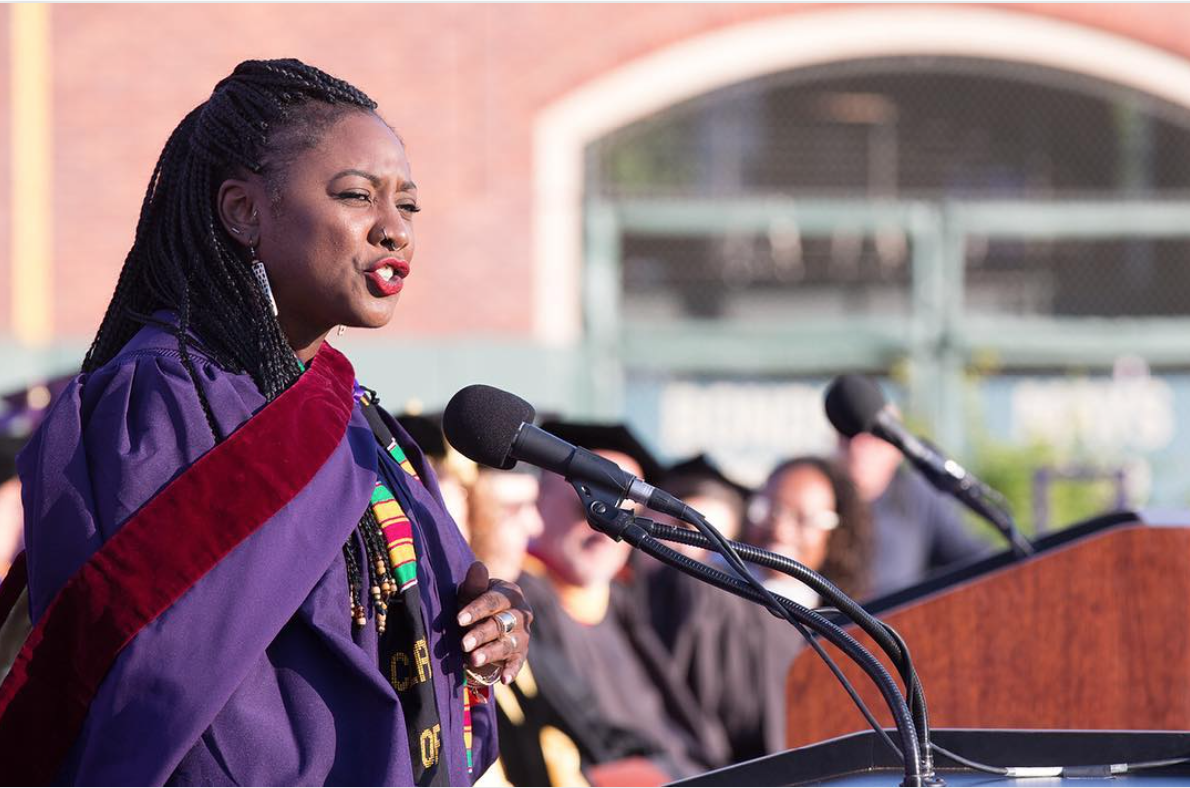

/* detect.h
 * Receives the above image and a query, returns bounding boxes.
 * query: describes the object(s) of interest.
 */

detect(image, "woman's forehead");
[299,112,412,182]
[775,466,834,499]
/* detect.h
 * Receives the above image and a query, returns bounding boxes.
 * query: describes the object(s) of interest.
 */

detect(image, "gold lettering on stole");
[413,638,432,683]
[390,652,411,692]
[420,723,442,768]
[389,639,434,693]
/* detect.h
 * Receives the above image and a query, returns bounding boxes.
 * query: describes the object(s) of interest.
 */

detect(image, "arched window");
[580,54,1190,518]
[589,56,1190,323]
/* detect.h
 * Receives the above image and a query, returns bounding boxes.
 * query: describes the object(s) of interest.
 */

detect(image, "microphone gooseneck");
[441,383,932,784]
[581,492,924,785]
[645,520,933,768]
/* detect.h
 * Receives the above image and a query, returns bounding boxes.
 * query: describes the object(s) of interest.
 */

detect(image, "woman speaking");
[0,58,530,786]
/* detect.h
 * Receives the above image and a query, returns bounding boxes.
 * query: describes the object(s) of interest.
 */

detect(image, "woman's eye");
[338,192,371,203]
[399,203,421,215]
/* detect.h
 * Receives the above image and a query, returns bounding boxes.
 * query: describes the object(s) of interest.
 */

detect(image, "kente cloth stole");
[359,393,478,783]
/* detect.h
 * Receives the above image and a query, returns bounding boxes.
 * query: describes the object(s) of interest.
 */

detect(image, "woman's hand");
[456,561,533,684]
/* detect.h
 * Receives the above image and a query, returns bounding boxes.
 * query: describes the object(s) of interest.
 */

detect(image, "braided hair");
[85,58,396,627]
[84,58,376,401]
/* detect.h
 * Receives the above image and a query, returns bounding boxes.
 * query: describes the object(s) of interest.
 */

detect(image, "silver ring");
[507,633,518,651]
[465,665,501,687]
[495,610,516,635]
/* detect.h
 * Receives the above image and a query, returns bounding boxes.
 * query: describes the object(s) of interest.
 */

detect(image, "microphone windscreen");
[443,384,536,470]
[824,374,886,438]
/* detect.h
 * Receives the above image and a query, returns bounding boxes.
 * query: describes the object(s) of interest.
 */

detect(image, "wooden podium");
[785,519,1190,749]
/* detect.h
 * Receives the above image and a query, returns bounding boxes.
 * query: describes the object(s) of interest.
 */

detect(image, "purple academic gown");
[16,323,495,785]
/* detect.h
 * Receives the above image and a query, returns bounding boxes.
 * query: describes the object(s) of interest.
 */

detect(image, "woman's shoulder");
[88,316,231,382]
[19,319,266,506]
[80,319,265,423]
[16,323,263,617]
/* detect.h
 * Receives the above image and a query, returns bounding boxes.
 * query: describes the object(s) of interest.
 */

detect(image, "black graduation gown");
[635,559,806,763]
[496,571,731,784]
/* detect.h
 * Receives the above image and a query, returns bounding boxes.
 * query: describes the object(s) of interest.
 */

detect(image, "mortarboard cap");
[663,453,754,501]
[397,412,447,460]
[539,419,665,484]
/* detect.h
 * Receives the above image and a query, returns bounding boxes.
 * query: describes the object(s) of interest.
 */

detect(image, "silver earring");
[337,325,346,337]
[250,245,279,317]
[381,228,391,246]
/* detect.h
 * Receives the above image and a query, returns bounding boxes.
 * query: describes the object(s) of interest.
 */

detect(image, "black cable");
[671,508,922,780]
[930,743,1008,776]
[649,524,921,676]
[638,538,903,760]
[574,480,922,782]
[665,525,1042,781]
[634,535,909,758]
[621,526,923,784]
[796,634,904,762]
[879,623,930,773]
[1118,757,1190,773]
[646,521,934,773]
[930,745,1190,778]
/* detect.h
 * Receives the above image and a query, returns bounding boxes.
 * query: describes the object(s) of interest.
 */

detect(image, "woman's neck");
[291,335,327,364]
[279,315,331,364]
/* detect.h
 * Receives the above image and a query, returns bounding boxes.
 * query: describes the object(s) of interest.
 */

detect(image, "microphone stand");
[969,479,1035,559]
[571,479,929,786]
[911,437,1034,559]
[642,520,935,778]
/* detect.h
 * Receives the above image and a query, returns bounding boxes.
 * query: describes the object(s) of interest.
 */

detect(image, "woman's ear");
[217,179,260,248]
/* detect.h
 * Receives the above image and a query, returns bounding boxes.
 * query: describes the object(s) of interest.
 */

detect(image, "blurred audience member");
[748,456,873,607]
[656,454,749,562]
[468,457,671,787]
[516,421,730,783]
[641,454,801,764]
[399,412,477,539]
[0,478,20,578]
[840,431,986,597]
[0,436,25,577]
[1,377,72,578]
[469,466,543,587]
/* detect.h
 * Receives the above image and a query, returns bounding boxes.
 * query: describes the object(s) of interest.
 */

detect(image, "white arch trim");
[531,5,1190,344]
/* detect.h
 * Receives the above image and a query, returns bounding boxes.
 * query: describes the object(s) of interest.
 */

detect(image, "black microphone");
[446,383,932,782]
[825,374,1033,556]
[442,384,687,518]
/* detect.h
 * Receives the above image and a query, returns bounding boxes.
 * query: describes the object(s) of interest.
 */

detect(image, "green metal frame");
[0,338,589,430]
[5,199,1190,455]
[585,198,1190,456]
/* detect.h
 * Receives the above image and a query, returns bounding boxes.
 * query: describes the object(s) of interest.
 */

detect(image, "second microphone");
[442,384,688,519]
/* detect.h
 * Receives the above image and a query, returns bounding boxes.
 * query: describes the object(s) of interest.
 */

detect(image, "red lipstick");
[365,258,409,297]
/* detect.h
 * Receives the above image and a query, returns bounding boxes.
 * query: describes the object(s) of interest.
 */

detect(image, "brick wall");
[6,3,1190,341]
[0,9,10,335]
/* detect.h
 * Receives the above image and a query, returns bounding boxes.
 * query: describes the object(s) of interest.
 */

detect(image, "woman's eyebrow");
[328,169,416,192]
[329,168,380,185]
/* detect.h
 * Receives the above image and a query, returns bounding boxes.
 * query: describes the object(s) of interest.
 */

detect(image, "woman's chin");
[349,299,400,330]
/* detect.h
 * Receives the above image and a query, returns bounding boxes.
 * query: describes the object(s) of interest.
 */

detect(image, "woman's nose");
[373,212,412,252]
[386,221,411,252]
